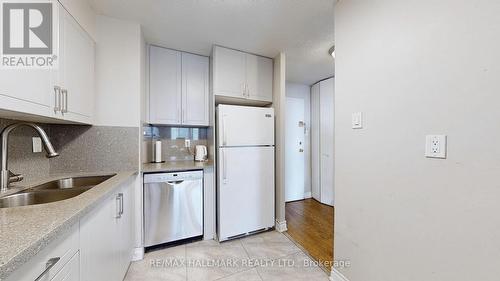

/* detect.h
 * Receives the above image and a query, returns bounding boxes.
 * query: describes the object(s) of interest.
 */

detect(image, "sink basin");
[0,188,91,208]
[31,175,115,190]
[0,175,115,208]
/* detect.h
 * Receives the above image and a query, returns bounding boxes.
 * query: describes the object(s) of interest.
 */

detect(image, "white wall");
[94,16,142,127]
[285,82,311,197]
[335,1,500,281]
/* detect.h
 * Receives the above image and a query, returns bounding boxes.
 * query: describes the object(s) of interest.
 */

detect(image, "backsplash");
[0,118,139,186]
[143,126,208,162]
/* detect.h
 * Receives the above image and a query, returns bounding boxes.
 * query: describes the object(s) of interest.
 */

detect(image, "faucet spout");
[0,122,59,192]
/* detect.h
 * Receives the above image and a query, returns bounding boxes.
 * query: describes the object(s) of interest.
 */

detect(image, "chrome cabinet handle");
[119,193,124,216]
[61,89,68,113]
[53,86,61,113]
[115,194,122,218]
[34,257,60,281]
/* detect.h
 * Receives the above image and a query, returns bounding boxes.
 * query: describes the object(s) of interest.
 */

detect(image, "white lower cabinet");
[80,179,135,281]
[50,252,80,281]
[6,177,135,281]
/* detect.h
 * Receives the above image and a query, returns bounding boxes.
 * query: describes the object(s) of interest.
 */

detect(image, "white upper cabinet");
[213,46,273,103]
[149,46,182,124]
[149,46,209,126]
[182,53,209,126]
[56,6,95,124]
[246,54,273,102]
[213,46,247,98]
[0,3,95,124]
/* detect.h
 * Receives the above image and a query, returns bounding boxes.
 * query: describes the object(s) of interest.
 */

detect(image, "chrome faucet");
[1,123,59,192]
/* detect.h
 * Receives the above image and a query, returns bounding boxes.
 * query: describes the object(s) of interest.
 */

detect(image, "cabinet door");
[0,69,54,118]
[182,53,209,126]
[58,6,95,124]
[213,46,246,99]
[246,54,273,102]
[116,182,135,279]
[149,46,182,124]
[50,252,80,281]
[80,195,117,281]
[311,83,321,201]
[319,78,334,206]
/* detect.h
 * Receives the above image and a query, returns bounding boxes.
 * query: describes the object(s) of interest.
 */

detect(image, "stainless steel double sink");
[0,175,114,208]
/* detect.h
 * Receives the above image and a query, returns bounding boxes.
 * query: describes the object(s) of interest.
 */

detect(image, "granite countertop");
[142,160,214,173]
[0,170,138,280]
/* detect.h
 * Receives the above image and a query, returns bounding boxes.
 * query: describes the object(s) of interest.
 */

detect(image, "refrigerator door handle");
[222,114,227,146]
[222,149,227,184]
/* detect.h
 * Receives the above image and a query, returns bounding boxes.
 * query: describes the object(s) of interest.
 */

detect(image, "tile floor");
[124,231,330,281]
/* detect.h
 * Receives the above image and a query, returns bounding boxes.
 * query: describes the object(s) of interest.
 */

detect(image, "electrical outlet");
[425,135,447,158]
[185,139,191,148]
[32,137,42,153]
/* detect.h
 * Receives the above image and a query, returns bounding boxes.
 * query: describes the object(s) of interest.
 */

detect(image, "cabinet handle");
[61,89,68,113]
[53,86,61,113]
[119,193,124,216]
[245,83,249,98]
[34,257,60,281]
[241,83,246,97]
[115,194,122,218]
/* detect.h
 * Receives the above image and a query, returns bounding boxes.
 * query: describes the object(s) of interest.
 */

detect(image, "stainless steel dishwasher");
[144,170,203,247]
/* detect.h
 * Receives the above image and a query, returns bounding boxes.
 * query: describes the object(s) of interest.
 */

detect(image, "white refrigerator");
[216,105,275,241]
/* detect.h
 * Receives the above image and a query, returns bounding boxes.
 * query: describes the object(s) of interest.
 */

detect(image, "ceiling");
[89,0,335,85]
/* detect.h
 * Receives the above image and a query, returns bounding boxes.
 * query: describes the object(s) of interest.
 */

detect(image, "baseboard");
[304,191,312,198]
[275,219,288,232]
[330,268,349,281]
[131,247,144,261]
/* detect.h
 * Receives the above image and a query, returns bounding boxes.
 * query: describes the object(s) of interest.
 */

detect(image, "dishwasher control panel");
[144,170,203,183]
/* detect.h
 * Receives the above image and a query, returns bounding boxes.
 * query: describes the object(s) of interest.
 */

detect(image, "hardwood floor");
[285,199,334,271]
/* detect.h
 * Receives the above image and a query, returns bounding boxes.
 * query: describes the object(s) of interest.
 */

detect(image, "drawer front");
[6,223,79,281]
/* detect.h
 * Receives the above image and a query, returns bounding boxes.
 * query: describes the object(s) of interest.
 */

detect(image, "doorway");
[284,80,334,273]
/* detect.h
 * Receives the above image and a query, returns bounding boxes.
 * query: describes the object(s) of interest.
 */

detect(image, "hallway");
[285,199,334,272]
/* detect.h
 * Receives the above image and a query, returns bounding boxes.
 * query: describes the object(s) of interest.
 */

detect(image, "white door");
[218,146,275,240]
[246,54,273,102]
[149,46,182,124]
[59,7,95,123]
[320,78,334,206]
[311,83,321,201]
[213,46,246,99]
[182,53,209,126]
[217,105,274,146]
[285,97,305,202]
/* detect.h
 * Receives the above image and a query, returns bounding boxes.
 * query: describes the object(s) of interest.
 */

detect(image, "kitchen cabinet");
[0,3,95,124]
[5,224,80,281]
[149,46,182,124]
[311,78,334,206]
[182,52,209,126]
[212,46,273,103]
[149,46,209,126]
[80,178,135,281]
[50,252,80,281]
[56,6,96,124]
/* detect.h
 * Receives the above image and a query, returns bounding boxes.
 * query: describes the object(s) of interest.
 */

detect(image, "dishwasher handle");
[166,180,185,185]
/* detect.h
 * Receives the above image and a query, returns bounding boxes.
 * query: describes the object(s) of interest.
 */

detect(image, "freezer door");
[217,146,275,240]
[217,105,275,146]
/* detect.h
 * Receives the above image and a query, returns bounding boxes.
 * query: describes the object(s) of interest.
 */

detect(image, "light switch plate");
[32,137,42,153]
[352,112,363,129]
[425,135,447,158]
